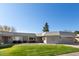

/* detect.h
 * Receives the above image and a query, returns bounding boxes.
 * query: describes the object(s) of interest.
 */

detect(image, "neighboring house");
[0,31,76,44]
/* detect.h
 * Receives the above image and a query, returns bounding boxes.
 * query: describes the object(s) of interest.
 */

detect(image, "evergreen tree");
[42,22,49,32]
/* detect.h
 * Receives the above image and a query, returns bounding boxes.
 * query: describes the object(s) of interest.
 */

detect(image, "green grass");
[0,44,79,56]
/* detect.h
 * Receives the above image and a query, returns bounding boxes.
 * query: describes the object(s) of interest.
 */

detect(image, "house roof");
[42,32,60,36]
[0,31,75,37]
[36,32,60,36]
[0,32,36,37]
[36,31,75,37]
[60,31,75,37]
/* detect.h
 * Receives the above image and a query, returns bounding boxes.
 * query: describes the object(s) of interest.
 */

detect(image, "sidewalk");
[58,52,79,56]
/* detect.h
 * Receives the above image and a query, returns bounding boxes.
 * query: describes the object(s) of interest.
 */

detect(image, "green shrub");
[0,44,14,49]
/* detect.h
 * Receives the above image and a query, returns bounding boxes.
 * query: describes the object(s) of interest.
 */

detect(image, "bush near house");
[0,44,14,49]
[0,44,79,56]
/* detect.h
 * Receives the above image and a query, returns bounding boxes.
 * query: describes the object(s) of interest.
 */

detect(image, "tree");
[0,25,3,32]
[42,22,49,32]
[74,31,79,34]
[0,25,16,32]
[3,25,10,32]
[10,27,16,32]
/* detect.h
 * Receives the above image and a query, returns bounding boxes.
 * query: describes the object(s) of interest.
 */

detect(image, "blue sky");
[0,3,79,33]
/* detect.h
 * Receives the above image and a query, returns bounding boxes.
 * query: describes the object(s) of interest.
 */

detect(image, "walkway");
[58,52,79,56]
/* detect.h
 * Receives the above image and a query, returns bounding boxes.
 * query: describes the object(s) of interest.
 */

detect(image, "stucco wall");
[43,36,75,44]
[44,36,60,44]
[61,37,75,44]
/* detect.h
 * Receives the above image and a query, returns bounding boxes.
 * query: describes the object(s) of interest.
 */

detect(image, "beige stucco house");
[0,31,76,44]
[36,31,76,44]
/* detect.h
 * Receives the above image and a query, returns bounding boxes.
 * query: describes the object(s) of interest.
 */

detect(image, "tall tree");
[42,22,49,32]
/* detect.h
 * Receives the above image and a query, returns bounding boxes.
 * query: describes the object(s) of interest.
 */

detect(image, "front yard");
[0,44,79,56]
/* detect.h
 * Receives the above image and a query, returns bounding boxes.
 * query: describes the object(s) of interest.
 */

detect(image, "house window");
[29,37,36,43]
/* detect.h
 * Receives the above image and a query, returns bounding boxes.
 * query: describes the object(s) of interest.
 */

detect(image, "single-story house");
[36,31,76,44]
[0,31,76,44]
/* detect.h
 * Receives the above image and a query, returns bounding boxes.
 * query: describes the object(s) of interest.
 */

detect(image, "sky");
[0,3,79,33]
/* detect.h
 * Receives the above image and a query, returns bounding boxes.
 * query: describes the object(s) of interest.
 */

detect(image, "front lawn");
[0,44,79,56]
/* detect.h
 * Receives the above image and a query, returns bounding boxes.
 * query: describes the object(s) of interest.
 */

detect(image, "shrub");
[0,44,14,49]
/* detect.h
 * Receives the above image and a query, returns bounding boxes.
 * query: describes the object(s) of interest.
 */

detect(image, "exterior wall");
[0,31,76,44]
[43,37,47,44]
[60,32,75,37]
[22,36,28,41]
[59,32,75,44]
[2,36,13,44]
[75,34,79,42]
[60,37,75,44]
[75,38,79,42]
[15,37,23,41]
[43,36,60,44]
[14,36,30,43]
[43,36,75,44]
[0,36,13,44]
